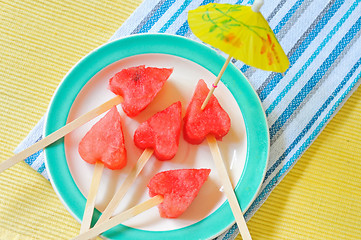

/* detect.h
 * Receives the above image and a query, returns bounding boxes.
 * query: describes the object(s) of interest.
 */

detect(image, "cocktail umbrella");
[187,1,288,239]
[188,0,289,108]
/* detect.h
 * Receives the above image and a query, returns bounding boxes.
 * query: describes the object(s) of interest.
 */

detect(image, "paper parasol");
[188,0,289,108]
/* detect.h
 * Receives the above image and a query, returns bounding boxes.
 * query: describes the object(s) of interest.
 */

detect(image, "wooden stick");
[95,148,154,226]
[206,135,252,240]
[79,162,104,233]
[201,55,232,110]
[0,95,123,173]
[71,195,163,240]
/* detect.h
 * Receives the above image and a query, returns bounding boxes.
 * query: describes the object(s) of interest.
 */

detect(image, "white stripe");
[41,169,49,180]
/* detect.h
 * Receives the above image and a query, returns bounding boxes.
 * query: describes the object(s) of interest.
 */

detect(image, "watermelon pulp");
[183,79,231,144]
[78,106,127,170]
[134,101,182,161]
[109,65,173,117]
[147,168,211,218]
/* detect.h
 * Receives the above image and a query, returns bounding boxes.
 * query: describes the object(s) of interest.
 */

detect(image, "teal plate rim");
[44,33,269,240]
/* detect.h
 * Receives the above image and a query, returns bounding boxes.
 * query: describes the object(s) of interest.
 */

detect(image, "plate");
[44,34,269,240]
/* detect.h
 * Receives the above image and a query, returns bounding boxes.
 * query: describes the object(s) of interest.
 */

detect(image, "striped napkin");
[15,0,361,239]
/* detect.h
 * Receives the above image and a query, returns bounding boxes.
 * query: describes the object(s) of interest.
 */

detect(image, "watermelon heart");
[183,79,231,144]
[78,106,127,170]
[134,101,182,161]
[147,168,211,218]
[109,65,173,117]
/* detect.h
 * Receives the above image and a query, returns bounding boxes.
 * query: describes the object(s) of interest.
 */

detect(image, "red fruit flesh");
[134,101,182,161]
[147,168,211,218]
[78,106,127,170]
[183,79,231,144]
[109,65,173,117]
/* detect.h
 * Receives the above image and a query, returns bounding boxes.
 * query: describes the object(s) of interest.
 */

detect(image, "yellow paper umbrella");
[188,0,289,108]
[188,1,289,72]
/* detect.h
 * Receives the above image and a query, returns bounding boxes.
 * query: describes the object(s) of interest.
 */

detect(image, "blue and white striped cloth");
[16,0,361,239]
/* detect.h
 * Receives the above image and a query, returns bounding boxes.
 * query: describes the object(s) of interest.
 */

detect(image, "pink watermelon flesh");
[147,168,211,218]
[134,101,182,161]
[183,79,231,144]
[78,106,127,170]
[109,65,173,117]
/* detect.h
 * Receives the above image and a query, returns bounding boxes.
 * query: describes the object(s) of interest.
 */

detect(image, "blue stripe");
[37,162,46,174]
[159,0,192,33]
[273,0,306,35]
[199,0,215,6]
[240,0,306,74]
[240,64,248,73]
[260,0,346,102]
[222,224,237,240]
[25,149,42,166]
[247,61,361,217]
[176,20,191,36]
[269,16,361,140]
[137,0,176,33]
[175,0,214,36]
[265,57,361,181]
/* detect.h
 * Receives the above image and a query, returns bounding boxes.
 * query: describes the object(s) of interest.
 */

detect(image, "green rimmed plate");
[44,33,269,240]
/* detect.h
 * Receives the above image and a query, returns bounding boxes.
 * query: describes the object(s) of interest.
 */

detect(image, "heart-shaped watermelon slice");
[134,101,182,161]
[78,106,127,170]
[109,65,173,117]
[183,79,231,144]
[147,168,211,218]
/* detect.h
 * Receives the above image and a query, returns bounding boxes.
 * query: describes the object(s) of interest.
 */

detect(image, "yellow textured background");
[0,1,360,239]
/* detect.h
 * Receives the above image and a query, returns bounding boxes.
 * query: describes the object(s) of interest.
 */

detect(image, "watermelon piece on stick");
[77,106,127,233]
[148,168,211,218]
[134,101,182,160]
[78,106,127,170]
[109,65,173,117]
[183,79,230,144]
[71,169,210,240]
[183,79,251,239]
[94,102,182,226]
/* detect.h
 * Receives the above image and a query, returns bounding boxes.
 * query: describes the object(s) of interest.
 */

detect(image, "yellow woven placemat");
[0,1,360,240]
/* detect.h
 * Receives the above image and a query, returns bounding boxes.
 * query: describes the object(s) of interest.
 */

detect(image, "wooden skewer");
[201,55,232,110]
[95,148,154,226]
[0,95,123,173]
[79,161,104,233]
[71,195,164,240]
[206,135,252,240]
